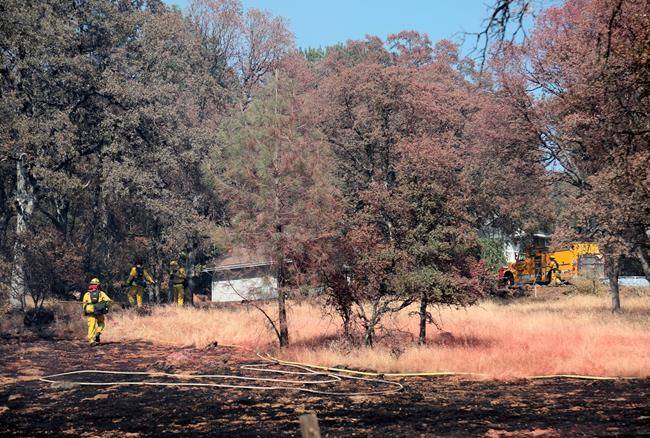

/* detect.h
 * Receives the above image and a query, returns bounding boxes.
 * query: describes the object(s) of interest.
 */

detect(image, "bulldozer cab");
[530,234,550,253]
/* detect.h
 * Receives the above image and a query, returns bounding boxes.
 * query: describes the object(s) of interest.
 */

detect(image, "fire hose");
[39,353,404,396]
[40,350,641,399]
[264,354,642,380]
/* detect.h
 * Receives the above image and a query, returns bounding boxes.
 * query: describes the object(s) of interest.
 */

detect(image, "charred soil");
[0,335,648,437]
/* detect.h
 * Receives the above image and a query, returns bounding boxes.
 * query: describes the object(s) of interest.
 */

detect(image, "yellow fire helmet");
[170,260,179,267]
[90,278,101,285]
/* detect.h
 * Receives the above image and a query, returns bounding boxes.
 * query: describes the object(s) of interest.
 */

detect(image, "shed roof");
[206,246,271,272]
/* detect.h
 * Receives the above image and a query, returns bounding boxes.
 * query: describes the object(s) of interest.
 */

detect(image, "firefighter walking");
[168,260,186,306]
[126,258,154,307]
[83,278,111,344]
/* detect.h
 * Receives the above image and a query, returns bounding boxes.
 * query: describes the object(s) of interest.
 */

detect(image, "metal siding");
[618,276,650,287]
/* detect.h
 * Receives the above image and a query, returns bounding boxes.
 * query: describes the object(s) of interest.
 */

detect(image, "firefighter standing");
[126,259,154,307]
[82,278,111,344]
[549,257,562,286]
[168,260,186,306]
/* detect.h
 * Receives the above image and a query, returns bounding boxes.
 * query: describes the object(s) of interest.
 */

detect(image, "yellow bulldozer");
[498,237,603,287]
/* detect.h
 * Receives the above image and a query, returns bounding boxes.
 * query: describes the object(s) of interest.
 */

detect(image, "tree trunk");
[84,157,107,274]
[635,247,650,280]
[186,247,198,307]
[342,315,351,339]
[418,293,428,345]
[271,78,288,347]
[0,184,12,252]
[363,323,375,347]
[10,156,35,309]
[605,254,621,313]
[276,258,289,347]
[341,305,351,339]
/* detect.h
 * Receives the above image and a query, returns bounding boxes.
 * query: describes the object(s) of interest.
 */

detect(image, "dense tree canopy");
[309,35,501,345]
[209,74,338,346]
[1,0,646,342]
[494,0,649,310]
[0,0,283,306]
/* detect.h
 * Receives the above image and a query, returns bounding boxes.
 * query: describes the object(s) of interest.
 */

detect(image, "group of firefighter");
[82,259,187,345]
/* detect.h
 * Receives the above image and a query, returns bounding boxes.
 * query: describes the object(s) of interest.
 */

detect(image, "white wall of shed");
[211,276,278,302]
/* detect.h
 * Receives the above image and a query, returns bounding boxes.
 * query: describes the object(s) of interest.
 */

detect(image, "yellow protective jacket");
[83,290,112,315]
[127,266,154,287]
[169,267,187,285]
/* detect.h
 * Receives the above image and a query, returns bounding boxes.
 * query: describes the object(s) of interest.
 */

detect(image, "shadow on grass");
[519,306,650,319]
[280,331,496,353]
[429,332,495,349]
[283,333,349,350]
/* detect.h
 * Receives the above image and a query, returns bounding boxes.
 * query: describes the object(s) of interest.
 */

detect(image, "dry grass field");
[106,288,650,379]
[2,287,648,436]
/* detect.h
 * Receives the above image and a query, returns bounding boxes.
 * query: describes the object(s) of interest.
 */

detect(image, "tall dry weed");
[104,292,650,378]
[569,274,609,295]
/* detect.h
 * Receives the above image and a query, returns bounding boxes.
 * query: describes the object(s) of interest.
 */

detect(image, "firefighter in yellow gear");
[549,257,562,286]
[126,259,154,307]
[168,260,187,306]
[82,278,112,344]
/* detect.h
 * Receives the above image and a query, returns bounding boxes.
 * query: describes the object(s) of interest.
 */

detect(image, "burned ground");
[0,335,648,437]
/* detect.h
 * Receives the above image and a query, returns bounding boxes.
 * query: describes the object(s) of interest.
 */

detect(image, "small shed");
[205,247,278,302]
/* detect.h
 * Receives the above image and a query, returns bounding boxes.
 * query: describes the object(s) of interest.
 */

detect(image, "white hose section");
[39,355,404,396]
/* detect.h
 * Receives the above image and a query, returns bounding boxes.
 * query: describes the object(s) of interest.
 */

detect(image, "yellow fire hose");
[263,354,643,381]
[39,355,404,396]
[40,347,642,398]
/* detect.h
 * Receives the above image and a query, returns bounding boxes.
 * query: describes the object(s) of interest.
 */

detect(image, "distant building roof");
[205,246,271,272]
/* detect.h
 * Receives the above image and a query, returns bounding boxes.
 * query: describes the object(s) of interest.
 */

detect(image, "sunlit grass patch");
[105,291,650,379]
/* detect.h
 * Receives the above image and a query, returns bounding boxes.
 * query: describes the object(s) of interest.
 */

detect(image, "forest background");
[1,0,647,346]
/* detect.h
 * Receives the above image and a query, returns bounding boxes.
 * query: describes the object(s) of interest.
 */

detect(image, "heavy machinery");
[498,237,602,287]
